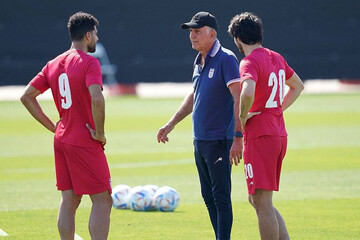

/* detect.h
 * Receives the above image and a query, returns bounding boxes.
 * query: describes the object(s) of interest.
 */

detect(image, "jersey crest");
[208,68,215,78]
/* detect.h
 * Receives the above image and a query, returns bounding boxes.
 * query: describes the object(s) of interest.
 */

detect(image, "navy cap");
[181,11,219,30]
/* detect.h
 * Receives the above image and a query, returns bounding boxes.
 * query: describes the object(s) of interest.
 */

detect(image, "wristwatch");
[234,131,243,138]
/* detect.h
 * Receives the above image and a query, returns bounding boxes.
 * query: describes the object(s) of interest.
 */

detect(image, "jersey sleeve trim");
[227,78,241,87]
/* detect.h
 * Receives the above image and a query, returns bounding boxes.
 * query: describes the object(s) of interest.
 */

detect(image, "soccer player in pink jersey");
[20,12,112,240]
[228,12,304,240]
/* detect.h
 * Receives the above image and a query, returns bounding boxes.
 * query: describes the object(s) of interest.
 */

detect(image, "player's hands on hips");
[86,123,106,146]
[51,118,62,133]
[230,137,243,166]
[157,124,174,144]
[240,111,261,128]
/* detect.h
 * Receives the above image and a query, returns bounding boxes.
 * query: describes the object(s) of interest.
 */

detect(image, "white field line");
[0,159,194,174]
[0,167,54,174]
[2,139,360,159]
[0,147,191,158]
[74,233,83,240]
[0,229,9,236]
[110,158,193,169]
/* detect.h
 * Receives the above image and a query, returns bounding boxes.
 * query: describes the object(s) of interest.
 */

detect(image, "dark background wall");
[1,0,359,85]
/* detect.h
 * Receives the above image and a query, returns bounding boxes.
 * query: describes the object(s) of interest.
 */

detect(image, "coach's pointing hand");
[157,123,174,144]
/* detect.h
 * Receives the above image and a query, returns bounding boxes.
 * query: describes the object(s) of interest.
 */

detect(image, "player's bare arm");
[228,82,243,166]
[240,79,260,127]
[87,84,106,145]
[157,92,194,144]
[282,72,304,111]
[20,85,56,133]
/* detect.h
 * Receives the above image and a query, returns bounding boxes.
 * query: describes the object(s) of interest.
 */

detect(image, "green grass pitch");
[0,93,359,239]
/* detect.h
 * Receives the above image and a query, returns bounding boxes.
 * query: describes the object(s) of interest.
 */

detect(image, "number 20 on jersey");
[265,69,285,108]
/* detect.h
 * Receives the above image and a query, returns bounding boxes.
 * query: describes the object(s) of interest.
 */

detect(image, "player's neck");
[244,44,262,56]
[70,42,88,54]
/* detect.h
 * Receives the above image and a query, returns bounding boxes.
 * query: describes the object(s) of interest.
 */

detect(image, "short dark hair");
[228,12,263,45]
[67,12,99,41]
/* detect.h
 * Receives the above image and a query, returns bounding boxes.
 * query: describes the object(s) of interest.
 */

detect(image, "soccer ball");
[143,184,159,210]
[128,186,153,211]
[153,186,180,212]
[111,184,131,209]
[143,184,159,195]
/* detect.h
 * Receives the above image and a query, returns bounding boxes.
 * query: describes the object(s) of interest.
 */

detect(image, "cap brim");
[181,22,205,29]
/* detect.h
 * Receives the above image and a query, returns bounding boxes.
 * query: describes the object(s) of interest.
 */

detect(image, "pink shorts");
[243,135,287,195]
[54,138,112,195]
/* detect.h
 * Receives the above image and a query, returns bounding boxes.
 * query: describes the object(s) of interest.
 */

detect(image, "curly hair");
[228,12,263,45]
[67,12,99,41]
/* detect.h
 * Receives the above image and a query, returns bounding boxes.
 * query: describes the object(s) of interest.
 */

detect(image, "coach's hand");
[230,137,243,166]
[86,123,106,146]
[157,123,174,144]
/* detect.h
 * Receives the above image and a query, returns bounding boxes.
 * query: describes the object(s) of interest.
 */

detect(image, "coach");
[157,11,242,240]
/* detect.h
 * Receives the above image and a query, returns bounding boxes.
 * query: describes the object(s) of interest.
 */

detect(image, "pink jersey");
[30,49,103,147]
[240,47,294,139]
